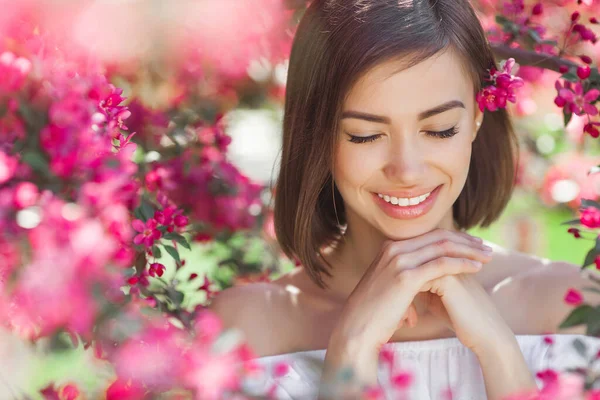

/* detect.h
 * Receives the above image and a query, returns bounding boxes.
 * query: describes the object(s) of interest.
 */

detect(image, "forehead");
[342,50,474,118]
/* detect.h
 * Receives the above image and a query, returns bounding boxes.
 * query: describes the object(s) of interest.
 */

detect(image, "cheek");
[334,144,382,187]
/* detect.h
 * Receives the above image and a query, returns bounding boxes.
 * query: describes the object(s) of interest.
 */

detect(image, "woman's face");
[334,49,483,240]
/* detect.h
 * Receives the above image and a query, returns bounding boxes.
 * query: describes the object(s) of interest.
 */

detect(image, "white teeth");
[377,191,432,207]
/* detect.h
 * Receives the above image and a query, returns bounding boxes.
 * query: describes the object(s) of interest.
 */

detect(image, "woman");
[210,0,600,398]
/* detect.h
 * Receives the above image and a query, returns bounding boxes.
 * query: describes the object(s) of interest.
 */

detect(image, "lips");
[372,184,442,220]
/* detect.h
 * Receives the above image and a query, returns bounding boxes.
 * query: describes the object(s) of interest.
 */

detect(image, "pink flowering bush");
[0,0,599,399]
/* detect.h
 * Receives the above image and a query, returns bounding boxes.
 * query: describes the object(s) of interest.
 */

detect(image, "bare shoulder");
[207,277,302,358]
[489,242,598,335]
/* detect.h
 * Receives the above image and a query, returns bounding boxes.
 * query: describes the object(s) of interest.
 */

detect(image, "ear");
[472,108,484,142]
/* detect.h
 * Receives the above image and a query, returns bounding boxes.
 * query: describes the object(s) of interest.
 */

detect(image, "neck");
[320,210,459,302]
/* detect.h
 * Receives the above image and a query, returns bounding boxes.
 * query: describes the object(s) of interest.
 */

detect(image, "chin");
[380,223,438,241]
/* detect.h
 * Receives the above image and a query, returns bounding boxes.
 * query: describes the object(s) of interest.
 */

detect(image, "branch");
[490,44,579,73]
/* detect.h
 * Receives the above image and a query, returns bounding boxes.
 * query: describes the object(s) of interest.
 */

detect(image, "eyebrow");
[340,100,466,124]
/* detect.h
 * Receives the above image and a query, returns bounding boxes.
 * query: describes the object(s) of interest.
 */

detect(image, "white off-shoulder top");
[241,334,600,400]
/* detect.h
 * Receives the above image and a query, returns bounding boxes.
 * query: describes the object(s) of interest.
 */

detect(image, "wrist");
[475,339,538,400]
[323,332,379,389]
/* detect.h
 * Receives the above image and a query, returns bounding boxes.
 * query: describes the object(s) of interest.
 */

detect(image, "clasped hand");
[332,228,515,358]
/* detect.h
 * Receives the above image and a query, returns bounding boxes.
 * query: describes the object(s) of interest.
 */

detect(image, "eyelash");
[347,126,459,143]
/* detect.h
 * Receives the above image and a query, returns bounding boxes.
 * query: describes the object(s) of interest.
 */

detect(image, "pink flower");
[183,346,243,400]
[148,262,165,278]
[391,370,414,389]
[568,228,581,238]
[477,86,507,112]
[154,206,176,226]
[476,58,524,112]
[0,151,17,184]
[502,0,525,15]
[556,81,599,116]
[194,309,224,345]
[578,65,591,80]
[13,182,39,209]
[272,361,289,378]
[363,385,385,400]
[132,218,162,247]
[173,214,188,227]
[59,383,80,400]
[113,324,186,390]
[564,288,584,306]
[379,347,395,371]
[105,379,146,400]
[584,121,600,138]
[0,52,32,94]
[581,207,600,228]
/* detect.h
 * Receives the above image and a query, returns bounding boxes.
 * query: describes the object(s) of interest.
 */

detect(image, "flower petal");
[133,234,144,245]
[132,219,145,232]
[559,89,575,102]
[584,89,600,103]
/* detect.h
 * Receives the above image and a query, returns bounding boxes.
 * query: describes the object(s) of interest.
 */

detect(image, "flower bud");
[577,65,591,79]
[579,55,592,65]
[571,11,580,22]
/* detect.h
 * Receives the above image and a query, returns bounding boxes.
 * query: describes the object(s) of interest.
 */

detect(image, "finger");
[409,239,492,268]
[383,228,486,260]
[396,303,417,329]
[391,240,492,277]
[407,303,418,328]
[405,257,484,290]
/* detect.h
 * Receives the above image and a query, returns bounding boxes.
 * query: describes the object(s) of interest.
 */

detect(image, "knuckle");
[396,267,415,282]
[382,240,395,253]
[392,253,409,269]
[435,239,453,252]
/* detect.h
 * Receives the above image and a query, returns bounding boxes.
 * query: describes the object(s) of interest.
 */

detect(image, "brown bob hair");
[273,0,519,290]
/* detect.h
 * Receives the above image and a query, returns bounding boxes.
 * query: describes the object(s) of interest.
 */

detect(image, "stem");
[490,43,578,73]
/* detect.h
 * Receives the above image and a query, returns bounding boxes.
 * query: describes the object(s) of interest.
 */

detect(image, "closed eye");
[346,125,459,143]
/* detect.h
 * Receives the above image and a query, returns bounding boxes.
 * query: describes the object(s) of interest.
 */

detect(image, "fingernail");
[483,245,493,252]
[471,260,483,268]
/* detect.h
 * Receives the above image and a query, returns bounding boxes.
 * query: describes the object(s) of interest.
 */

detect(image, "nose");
[382,135,425,184]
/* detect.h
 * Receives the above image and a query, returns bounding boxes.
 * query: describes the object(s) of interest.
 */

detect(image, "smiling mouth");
[372,184,443,220]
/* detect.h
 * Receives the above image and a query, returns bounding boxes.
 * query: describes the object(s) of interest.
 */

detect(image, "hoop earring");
[331,172,346,240]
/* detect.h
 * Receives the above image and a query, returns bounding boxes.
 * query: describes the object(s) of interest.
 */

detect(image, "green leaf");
[540,39,558,46]
[587,316,600,336]
[560,218,581,226]
[562,72,579,82]
[140,199,155,221]
[559,305,594,329]
[133,207,145,222]
[583,248,599,268]
[164,245,181,265]
[163,232,191,250]
[581,199,600,210]
[563,111,573,127]
[151,245,162,259]
[495,15,510,25]
[22,151,49,174]
[527,29,543,44]
[172,290,184,306]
